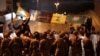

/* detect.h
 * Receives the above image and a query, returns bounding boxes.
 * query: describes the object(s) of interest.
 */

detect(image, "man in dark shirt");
[13,17,32,37]
[85,17,92,32]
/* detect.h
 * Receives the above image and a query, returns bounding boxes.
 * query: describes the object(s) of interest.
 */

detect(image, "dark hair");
[33,32,40,40]
[86,32,91,38]
[73,31,78,36]
[24,31,29,37]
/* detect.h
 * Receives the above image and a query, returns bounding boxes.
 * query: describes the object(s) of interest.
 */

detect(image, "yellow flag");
[16,2,30,18]
[51,13,66,24]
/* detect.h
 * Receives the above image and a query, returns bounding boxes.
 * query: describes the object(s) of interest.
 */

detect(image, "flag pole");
[11,0,13,23]
[37,0,39,10]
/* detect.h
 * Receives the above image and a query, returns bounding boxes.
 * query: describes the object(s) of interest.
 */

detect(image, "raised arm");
[22,17,30,25]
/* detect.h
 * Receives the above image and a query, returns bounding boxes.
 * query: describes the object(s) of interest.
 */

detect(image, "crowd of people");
[0,24,100,56]
[0,16,100,56]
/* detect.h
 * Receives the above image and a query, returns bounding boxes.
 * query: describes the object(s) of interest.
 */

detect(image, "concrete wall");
[29,21,70,33]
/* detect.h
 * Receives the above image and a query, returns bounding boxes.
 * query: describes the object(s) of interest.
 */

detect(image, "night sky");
[13,0,94,13]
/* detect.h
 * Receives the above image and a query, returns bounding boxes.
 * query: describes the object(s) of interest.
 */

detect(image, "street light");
[36,0,39,10]
[54,2,60,13]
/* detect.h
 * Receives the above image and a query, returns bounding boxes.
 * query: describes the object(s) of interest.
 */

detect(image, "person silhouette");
[13,17,32,37]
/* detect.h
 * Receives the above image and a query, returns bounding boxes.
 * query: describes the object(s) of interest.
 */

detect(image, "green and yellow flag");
[67,15,86,24]
[51,13,66,24]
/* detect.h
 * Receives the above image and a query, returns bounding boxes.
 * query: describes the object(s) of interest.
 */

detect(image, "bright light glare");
[20,10,26,16]
[17,16,26,20]
[54,2,60,6]
[4,12,16,20]
[30,10,39,21]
